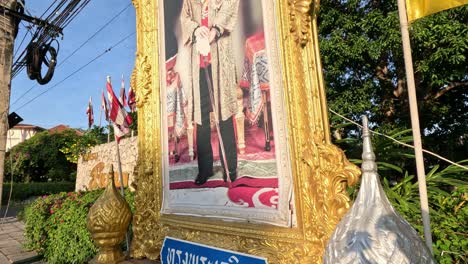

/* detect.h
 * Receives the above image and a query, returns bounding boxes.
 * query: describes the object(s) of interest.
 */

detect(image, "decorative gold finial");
[87,164,132,263]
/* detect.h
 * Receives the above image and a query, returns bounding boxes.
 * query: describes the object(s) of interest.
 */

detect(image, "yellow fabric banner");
[406,0,468,22]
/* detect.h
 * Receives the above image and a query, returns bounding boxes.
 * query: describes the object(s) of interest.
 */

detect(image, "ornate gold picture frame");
[130,0,360,262]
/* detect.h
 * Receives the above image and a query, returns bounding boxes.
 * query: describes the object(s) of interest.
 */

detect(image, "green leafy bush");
[23,189,134,263]
[60,126,108,164]
[381,162,468,263]
[5,130,79,182]
[348,158,467,263]
[1,182,75,204]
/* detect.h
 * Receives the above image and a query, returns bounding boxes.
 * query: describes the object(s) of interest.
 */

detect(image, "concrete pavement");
[0,217,41,264]
[0,210,159,264]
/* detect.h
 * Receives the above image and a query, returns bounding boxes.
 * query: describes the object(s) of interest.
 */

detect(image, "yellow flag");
[406,0,468,22]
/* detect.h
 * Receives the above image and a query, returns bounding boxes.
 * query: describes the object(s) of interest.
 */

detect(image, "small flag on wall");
[405,0,468,22]
[86,96,94,128]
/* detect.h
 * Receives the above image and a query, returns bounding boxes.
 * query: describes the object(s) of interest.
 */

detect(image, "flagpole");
[112,122,130,251]
[107,115,110,143]
[113,132,125,197]
[99,105,102,128]
[106,75,134,253]
[397,0,433,252]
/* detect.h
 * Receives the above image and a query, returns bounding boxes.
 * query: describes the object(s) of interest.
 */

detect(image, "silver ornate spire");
[323,116,435,264]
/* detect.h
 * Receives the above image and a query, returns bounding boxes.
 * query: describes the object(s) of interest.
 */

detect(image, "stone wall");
[76,137,138,191]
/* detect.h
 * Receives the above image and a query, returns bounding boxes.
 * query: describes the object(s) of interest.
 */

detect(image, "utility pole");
[0,0,17,207]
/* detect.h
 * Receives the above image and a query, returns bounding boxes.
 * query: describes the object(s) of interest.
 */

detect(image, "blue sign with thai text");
[161,236,268,264]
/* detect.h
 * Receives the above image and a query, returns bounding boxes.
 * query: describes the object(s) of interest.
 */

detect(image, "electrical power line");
[11,3,132,107]
[329,109,468,170]
[16,0,32,17]
[11,0,91,79]
[12,27,29,59]
[13,31,135,112]
[11,0,65,77]
[56,3,131,68]
[9,84,37,107]
[39,0,60,20]
[12,22,34,66]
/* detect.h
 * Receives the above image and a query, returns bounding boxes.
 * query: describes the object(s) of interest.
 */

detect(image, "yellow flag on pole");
[405,0,468,22]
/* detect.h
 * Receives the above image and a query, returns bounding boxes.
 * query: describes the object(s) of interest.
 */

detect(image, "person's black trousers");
[196,65,237,178]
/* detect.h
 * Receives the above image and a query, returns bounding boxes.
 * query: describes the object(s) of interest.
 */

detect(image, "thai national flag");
[119,74,128,107]
[86,96,94,128]
[101,91,109,121]
[128,85,136,112]
[106,76,132,142]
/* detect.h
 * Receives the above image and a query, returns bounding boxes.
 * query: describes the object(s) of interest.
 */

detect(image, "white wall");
[76,136,138,191]
[6,128,39,150]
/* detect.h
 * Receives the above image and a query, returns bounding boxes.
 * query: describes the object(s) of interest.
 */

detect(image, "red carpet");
[168,122,279,209]
[228,186,279,208]
[169,176,278,190]
[169,177,279,209]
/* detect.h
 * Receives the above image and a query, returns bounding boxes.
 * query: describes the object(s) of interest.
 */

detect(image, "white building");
[6,124,44,150]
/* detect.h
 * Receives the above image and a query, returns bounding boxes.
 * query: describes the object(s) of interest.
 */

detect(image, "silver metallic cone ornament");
[323,116,435,264]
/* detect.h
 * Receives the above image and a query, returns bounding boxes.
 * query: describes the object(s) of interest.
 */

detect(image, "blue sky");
[10,0,136,129]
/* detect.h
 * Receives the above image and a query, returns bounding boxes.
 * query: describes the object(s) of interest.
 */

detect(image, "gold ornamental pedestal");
[87,165,132,264]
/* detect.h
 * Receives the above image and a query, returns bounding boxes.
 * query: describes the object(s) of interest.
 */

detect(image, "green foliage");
[1,182,75,204]
[60,126,108,164]
[5,130,79,182]
[23,189,134,264]
[319,0,467,164]
[128,111,138,134]
[348,151,467,263]
[59,119,137,164]
[382,162,468,263]
[340,121,467,263]
[320,4,468,259]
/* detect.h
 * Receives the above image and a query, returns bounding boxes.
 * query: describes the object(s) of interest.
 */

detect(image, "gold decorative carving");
[302,143,361,240]
[288,0,320,46]
[88,162,130,190]
[87,165,132,263]
[131,0,156,109]
[88,162,106,190]
[82,152,98,162]
[132,54,152,108]
[130,0,360,263]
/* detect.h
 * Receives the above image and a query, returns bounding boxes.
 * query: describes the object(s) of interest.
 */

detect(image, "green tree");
[318,0,467,165]
[5,130,79,182]
[129,111,138,133]
[60,126,108,164]
[318,1,467,262]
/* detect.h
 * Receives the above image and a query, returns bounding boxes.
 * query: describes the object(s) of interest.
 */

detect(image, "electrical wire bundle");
[10,3,133,111]
[11,0,91,84]
[25,39,58,84]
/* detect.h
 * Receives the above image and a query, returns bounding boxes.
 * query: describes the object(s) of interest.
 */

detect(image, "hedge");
[1,182,75,204]
[23,190,134,264]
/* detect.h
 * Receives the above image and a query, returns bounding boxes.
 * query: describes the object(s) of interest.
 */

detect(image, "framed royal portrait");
[159,0,294,227]
[130,0,360,263]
